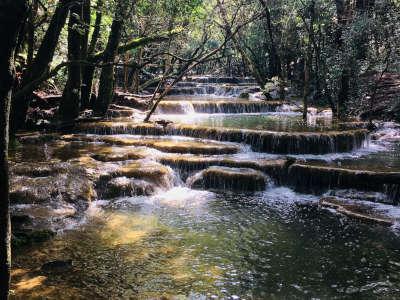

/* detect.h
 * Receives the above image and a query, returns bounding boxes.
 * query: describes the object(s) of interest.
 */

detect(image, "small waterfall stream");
[10,76,400,299]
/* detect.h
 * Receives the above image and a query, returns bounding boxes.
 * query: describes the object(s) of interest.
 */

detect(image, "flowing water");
[158,112,337,132]
[12,186,400,299]
[10,80,400,299]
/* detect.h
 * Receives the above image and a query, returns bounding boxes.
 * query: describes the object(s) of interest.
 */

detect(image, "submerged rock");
[41,260,73,273]
[188,166,268,192]
[320,197,394,226]
[12,229,56,248]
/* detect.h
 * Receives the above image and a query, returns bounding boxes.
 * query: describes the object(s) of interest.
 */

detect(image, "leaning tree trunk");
[93,16,123,116]
[0,1,27,298]
[11,0,73,132]
[59,2,84,126]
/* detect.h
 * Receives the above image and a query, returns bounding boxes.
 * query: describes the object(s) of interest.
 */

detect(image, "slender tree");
[0,0,28,297]
[93,0,129,116]
[11,0,74,131]
[59,0,84,125]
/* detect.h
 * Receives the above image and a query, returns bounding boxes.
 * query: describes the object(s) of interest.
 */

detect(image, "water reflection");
[158,113,336,132]
[12,187,400,299]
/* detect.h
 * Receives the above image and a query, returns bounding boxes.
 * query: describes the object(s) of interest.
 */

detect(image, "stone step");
[160,155,286,181]
[187,166,268,192]
[286,163,400,205]
[76,121,369,155]
[156,100,283,114]
[62,134,241,155]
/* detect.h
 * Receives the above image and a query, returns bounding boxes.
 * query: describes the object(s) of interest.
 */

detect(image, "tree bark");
[59,2,84,125]
[217,0,265,87]
[335,0,350,120]
[26,0,38,67]
[81,0,102,109]
[93,8,124,116]
[258,0,281,78]
[303,56,310,120]
[11,0,73,131]
[0,0,28,298]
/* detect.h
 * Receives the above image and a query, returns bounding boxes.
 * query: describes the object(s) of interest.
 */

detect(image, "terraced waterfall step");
[287,163,400,204]
[157,76,260,97]
[62,134,241,155]
[156,100,284,114]
[187,166,268,192]
[160,155,286,181]
[76,121,369,154]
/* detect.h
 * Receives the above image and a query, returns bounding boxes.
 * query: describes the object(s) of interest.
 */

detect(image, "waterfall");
[77,122,370,155]
[164,76,260,98]
[156,100,284,114]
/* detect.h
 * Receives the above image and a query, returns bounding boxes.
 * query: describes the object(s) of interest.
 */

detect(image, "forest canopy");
[4,0,400,130]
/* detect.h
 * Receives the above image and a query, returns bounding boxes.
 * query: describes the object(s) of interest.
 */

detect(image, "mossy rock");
[188,166,268,192]
[12,229,56,248]
[104,177,155,198]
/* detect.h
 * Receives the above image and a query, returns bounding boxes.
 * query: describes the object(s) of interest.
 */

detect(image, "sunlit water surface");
[12,187,400,299]
[159,113,338,132]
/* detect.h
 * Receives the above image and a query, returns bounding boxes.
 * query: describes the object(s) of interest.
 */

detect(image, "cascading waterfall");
[156,100,284,114]
[77,122,370,155]
[163,76,260,98]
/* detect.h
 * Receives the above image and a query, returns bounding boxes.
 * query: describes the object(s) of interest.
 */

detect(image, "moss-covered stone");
[99,160,175,191]
[10,161,97,205]
[104,177,155,198]
[188,166,268,192]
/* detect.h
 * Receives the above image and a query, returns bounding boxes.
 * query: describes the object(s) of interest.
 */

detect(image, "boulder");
[188,166,268,192]
[104,177,155,198]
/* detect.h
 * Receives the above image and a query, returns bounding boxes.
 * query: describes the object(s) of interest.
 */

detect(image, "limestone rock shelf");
[287,163,400,204]
[76,121,369,154]
[155,100,284,114]
[188,166,268,192]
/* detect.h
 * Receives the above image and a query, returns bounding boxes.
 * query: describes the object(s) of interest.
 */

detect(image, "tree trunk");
[258,0,281,78]
[26,0,38,67]
[303,56,310,120]
[131,47,143,93]
[81,0,102,109]
[337,70,350,119]
[59,2,83,125]
[11,0,73,131]
[93,13,123,116]
[0,1,27,298]
[335,0,350,120]
[217,0,265,87]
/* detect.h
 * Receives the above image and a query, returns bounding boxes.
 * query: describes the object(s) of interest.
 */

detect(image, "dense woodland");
[1,0,400,297]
